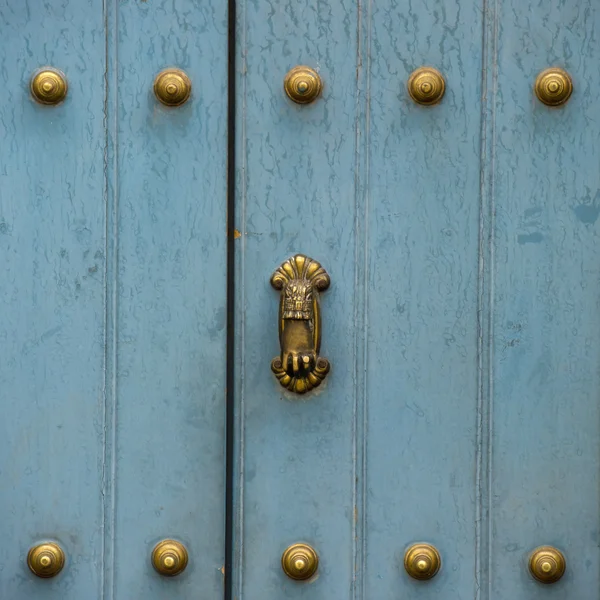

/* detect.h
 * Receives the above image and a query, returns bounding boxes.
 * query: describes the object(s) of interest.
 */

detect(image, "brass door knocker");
[271,254,330,394]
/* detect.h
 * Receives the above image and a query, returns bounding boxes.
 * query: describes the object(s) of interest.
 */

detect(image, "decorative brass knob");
[404,543,441,580]
[27,542,65,578]
[528,546,566,584]
[284,66,322,104]
[30,68,68,105]
[407,67,445,106]
[271,254,331,394]
[153,69,192,107]
[281,543,319,580]
[535,68,573,107]
[151,539,188,577]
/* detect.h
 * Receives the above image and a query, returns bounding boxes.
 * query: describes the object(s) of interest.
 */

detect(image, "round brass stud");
[27,542,65,578]
[30,68,68,105]
[535,68,573,107]
[283,66,322,104]
[407,67,445,106]
[404,543,441,580]
[153,69,192,107]
[528,546,566,584]
[281,543,319,580]
[151,539,188,577]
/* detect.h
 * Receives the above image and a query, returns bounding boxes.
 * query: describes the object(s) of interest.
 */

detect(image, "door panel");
[365,1,483,598]
[0,2,106,598]
[0,1,228,598]
[3,2,600,598]
[234,1,600,599]
[110,1,228,598]
[490,0,600,596]
[233,0,364,597]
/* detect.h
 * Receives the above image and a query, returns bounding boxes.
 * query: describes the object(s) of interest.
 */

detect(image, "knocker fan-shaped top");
[270,254,330,293]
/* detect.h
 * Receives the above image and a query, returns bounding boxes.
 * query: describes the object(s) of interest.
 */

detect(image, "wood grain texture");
[235,1,600,599]
[234,0,485,596]
[364,0,484,598]
[490,0,600,596]
[233,0,364,597]
[0,2,107,598]
[0,2,228,598]
[110,1,228,598]
[3,2,600,598]
[476,0,499,596]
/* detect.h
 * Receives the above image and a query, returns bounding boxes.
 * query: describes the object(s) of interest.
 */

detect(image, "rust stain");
[233,229,242,239]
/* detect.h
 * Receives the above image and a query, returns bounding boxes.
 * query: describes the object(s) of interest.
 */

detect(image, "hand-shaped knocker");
[270,254,330,394]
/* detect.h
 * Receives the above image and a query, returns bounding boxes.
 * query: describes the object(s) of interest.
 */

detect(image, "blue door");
[0,1,228,598]
[2,1,600,599]
[232,0,600,599]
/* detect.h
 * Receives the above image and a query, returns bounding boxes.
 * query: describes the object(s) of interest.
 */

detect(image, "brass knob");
[30,68,68,105]
[407,67,445,106]
[535,68,573,106]
[281,543,319,580]
[404,543,441,580]
[528,546,566,584]
[284,66,322,104]
[153,69,192,107]
[27,542,65,578]
[151,539,188,577]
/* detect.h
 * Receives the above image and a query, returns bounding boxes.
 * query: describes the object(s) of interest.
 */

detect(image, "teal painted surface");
[364,0,484,597]
[234,1,600,600]
[234,0,363,597]
[489,0,600,596]
[0,1,228,598]
[109,1,228,598]
[0,3,107,598]
[2,1,600,598]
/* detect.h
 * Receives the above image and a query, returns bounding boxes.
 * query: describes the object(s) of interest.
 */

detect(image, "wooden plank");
[363,1,484,597]
[0,2,106,597]
[233,1,366,597]
[110,1,228,598]
[490,0,600,596]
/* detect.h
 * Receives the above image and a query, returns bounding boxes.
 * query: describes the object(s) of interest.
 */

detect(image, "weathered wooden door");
[0,1,228,598]
[232,0,600,599]
[2,1,600,599]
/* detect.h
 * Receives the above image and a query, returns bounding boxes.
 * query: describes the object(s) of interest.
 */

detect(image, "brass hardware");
[404,543,441,580]
[281,543,319,580]
[535,68,573,107]
[27,542,65,578]
[528,546,566,584]
[30,68,68,105]
[271,254,330,394]
[407,67,445,106]
[151,539,188,577]
[284,66,322,104]
[153,69,192,107]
